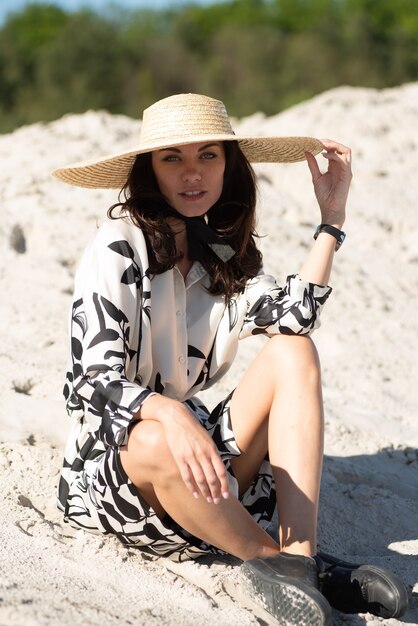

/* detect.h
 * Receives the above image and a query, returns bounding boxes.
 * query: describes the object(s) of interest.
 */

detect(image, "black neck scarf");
[160,207,236,263]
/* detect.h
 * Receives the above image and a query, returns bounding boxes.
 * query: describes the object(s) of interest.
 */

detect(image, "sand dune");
[0,83,417,625]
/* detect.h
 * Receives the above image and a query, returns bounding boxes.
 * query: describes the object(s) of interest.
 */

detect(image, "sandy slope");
[0,83,417,625]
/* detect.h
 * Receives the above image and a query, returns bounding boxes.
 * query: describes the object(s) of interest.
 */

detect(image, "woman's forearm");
[298,230,340,287]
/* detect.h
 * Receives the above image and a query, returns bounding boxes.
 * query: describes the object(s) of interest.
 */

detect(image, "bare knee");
[121,420,178,485]
[265,334,321,386]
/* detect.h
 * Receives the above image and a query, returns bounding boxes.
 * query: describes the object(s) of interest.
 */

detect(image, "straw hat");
[52,93,323,189]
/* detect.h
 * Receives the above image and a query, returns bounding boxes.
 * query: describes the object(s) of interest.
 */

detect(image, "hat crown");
[52,91,324,189]
[139,93,234,148]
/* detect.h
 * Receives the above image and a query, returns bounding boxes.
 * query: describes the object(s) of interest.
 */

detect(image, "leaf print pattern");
[241,274,331,337]
[187,345,206,360]
[61,392,276,561]
[58,219,331,561]
[109,240,150,294]
[88,294,130,357]
[190,343,214,390]
[154,371,165,395]
[227,297,239,332]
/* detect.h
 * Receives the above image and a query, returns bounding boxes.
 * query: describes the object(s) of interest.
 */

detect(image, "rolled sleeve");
[240,273,332,339]
[73,369,152,447]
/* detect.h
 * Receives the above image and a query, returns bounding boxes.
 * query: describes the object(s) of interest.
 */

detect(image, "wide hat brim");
[52,134,323,189]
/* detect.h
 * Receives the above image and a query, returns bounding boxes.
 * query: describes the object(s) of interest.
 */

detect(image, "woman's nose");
[182,164,202,182]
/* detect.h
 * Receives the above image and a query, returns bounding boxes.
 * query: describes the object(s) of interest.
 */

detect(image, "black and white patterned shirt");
[59,216,331,506]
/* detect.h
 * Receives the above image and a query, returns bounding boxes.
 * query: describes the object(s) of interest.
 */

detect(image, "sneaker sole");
[242,561,332,626]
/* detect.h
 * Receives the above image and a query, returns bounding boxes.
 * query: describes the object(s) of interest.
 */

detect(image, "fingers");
[212,453,230,500]
[306,140,352,199]
[180,450,229,504]
[304,150,322,183]
[179,463,201,500]
[160,402,231,504]
[306,140,351,166]
[197,459,222,503]
[320,139,352,165]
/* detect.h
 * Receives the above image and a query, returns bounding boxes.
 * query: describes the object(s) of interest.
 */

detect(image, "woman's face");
[151,141,226,217]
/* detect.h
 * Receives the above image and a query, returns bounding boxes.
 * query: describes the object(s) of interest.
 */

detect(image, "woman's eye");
[201,152,216,160]
[163,155,179,162]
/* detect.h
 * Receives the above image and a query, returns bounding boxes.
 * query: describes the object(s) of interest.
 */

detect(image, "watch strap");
[313,224,346,251]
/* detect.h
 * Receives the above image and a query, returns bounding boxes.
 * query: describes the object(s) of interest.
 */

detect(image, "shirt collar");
[185,262,207,289]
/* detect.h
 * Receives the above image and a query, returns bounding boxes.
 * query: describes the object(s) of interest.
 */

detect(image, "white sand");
[0,83,417,625]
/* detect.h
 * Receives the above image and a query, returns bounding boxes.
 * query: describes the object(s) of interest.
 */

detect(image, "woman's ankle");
[280,540,317,558]
[242,545,281,561]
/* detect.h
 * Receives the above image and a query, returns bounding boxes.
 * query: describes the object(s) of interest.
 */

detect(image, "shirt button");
[176,310,182,317]
[178,356,186,365]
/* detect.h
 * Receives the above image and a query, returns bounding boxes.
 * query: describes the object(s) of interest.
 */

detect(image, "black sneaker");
[241,552,332,626]
[317,551,409,618]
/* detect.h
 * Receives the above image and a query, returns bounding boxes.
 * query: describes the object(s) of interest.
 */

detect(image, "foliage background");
[0,0,417,132]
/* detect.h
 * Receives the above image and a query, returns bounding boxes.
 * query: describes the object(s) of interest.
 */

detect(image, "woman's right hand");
[140,394,230,503]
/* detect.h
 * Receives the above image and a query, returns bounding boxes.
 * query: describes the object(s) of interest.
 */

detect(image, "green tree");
[0,0,417,133]
[344,0,418,85]
[0,4,69,129]
[31,11,127,121]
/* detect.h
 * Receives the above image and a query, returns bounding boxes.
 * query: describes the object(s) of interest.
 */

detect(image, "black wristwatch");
[313,224,346,251]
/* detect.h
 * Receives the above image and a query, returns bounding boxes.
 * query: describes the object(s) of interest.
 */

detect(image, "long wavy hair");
[108,141,263,298]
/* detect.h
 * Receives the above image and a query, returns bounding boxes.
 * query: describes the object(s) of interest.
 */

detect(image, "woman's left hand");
[305,139,352,228]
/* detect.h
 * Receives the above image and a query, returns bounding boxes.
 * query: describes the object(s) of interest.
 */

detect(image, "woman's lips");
[179,190,206,200]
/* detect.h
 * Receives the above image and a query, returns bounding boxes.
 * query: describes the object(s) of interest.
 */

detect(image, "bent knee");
[123,420,176,476]
[266,334,321,382]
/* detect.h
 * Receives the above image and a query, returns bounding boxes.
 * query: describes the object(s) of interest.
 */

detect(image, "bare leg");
[120,334,323,561]
[120,420,280,561]
[229,334,324,557]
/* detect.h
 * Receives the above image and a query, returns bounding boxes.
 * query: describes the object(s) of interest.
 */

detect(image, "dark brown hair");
[108,141,262,299]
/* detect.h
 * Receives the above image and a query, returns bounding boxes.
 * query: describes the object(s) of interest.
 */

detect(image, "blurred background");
[0,0,417,132]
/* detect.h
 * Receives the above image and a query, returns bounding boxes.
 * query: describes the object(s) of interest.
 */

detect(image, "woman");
[53,93,408,625]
